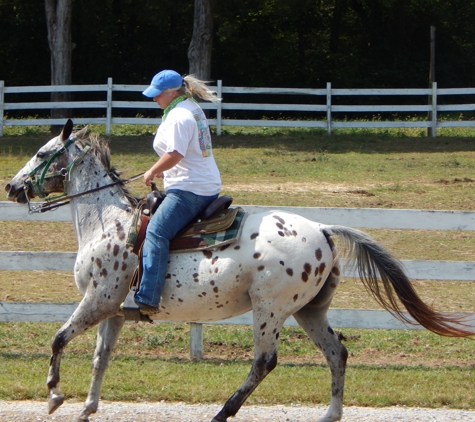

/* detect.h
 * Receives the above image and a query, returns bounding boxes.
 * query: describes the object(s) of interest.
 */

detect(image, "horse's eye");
[37,152,46,159]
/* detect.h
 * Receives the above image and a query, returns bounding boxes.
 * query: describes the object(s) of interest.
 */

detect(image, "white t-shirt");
[153,99,221,196]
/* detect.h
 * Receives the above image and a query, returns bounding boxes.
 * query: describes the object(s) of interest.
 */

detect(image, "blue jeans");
[134,189,218,307]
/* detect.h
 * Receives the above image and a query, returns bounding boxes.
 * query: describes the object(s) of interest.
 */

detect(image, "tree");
[188,0,215,80]
[0,1,49,86]
[3,1,475,95]
[45,0,73,129]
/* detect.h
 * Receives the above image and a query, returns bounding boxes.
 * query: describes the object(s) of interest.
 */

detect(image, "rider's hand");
[144,169,161,186]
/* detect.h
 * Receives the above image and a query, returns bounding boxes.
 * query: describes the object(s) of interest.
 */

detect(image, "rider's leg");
[134,189,218,309]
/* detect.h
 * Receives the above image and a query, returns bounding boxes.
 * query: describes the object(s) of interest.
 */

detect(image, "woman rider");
[133,69,222,314]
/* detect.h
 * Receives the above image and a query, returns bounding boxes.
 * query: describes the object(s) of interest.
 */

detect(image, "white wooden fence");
[1,201,474,357]
[2,79,475,137]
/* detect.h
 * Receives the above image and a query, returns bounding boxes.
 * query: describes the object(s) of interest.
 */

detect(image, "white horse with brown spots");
[5,120,473,422]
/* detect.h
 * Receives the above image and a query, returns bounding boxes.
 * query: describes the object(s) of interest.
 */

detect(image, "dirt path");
[1,400,474,422]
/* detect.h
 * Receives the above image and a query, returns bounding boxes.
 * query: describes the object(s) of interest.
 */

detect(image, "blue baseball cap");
[142,70,184,98]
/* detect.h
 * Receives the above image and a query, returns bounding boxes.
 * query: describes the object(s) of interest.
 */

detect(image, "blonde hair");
[168,74,221,103]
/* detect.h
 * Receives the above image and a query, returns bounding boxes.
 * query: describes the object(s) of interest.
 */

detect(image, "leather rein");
[24,135,144,214]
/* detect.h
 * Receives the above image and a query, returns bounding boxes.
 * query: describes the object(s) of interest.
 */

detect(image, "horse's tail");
[324,225,475,338]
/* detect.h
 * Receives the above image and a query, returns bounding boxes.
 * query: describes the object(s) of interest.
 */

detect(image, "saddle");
[128,183,235,256]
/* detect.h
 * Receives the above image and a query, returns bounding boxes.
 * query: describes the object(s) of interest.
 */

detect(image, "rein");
[25,135,144,214]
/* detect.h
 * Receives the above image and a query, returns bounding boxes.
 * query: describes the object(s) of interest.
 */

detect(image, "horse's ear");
[74,125,89,140]
[60,119,74,142]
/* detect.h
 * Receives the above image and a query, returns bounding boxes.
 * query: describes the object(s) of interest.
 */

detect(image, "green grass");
[0,323,474,407]
[1,354,473,408]
[1,126,475,408]
[2,323,473,364]
[3,127,475,209]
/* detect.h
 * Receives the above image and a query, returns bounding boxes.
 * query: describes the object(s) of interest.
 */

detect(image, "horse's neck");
[67,153,134,247]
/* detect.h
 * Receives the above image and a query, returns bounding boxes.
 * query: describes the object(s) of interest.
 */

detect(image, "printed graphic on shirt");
[194,109,212,157]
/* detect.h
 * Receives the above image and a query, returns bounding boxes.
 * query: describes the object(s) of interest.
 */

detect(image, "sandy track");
[1,400,474,421]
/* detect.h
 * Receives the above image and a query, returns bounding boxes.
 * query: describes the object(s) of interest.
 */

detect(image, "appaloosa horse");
[5,120,473,422]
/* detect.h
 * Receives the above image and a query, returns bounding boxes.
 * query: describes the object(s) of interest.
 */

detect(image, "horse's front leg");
[47,319,84,414]
[46,296,121,417]
[77,315,125,422]
[47,342,66,414]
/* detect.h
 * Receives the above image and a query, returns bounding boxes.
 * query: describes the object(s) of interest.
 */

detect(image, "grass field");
[0,126,474,408]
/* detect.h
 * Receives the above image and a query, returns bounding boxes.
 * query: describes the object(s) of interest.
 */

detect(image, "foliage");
[1,1,475,88]
[0,0,50,85]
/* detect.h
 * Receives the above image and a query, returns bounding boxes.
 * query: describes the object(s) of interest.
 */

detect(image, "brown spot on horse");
[315,248,323,261]
[115,220,126,241]
[319,262,326,274]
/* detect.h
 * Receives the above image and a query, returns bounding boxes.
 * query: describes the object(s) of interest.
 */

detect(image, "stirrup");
[119,288,153,323]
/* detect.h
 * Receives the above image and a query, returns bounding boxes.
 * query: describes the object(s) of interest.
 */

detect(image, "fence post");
[106,77,113,135]
[0,80,4,137]
[216,80,222,136]
[427,26,436,137]
[189,322,203,359]
[431,81,437,137]
[326,82,332,135]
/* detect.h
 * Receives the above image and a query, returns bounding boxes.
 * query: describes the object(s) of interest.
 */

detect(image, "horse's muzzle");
[5,180,32,203]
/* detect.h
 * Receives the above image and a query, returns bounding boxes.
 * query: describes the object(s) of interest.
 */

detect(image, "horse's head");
[5,119,89,204]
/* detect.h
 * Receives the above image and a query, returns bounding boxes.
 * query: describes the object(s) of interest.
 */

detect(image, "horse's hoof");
[48,393,64,414]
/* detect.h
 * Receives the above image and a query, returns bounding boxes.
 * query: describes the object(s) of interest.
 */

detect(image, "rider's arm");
[144,150,183,186]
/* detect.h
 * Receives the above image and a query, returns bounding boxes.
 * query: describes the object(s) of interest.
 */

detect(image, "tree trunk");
[45,0,73,132]
[187,0,214,80]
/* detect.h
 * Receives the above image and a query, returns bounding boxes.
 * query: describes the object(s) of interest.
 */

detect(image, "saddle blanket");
[170,209,247,253]
[127,207,247,254]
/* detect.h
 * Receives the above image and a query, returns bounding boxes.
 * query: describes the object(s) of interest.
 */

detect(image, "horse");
[5,119,474,422]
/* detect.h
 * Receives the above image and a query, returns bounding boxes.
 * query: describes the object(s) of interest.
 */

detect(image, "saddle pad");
[179,206,239,237]
[170,209,247,253]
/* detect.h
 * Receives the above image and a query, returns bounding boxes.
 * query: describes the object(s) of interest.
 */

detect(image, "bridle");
[24,135,143,214]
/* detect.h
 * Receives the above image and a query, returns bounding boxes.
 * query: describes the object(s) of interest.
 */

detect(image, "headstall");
[24,135,143,214]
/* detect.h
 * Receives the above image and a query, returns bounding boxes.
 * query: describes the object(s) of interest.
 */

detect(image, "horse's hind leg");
[211,309,287,422]
[293,272,348,422]
[76,315,125,422]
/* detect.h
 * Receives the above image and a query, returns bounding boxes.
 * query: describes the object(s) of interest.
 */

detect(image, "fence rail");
[2,79,475,137]
[1,202,474,338]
